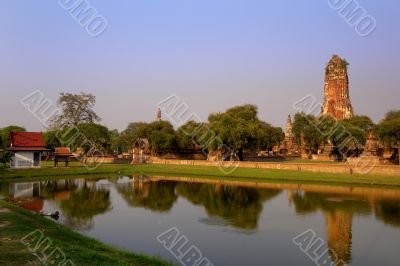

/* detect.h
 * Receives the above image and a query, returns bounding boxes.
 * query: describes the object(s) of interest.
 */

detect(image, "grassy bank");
[0,200,171,266]
[1,162,400,187]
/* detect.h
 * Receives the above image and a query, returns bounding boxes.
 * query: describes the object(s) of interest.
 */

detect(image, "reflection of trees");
[374,200,400,227]
[59,183,111,230]
[292,192,371,215]
[116,181,178,212]
[40,179,78,199]
[291,191,372,266]
[176,183,281,230]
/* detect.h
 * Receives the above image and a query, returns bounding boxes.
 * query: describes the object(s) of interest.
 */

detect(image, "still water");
[2,176,400,266]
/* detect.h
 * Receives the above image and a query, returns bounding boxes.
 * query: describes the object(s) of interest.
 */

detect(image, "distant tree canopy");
[176,120,204,150]
[375,110,400,146]
[51,92,101,128]
[293,113,374,153]
[116,121,177,153]
[0,150,13,167]
[375,110,400,164]
[8,90,397,162]
[0,125,26,149]
[43,130,62,150]
[206,104,283,160]
[41,93,117,154]
[292,113,323,152]
[114,104,283,158]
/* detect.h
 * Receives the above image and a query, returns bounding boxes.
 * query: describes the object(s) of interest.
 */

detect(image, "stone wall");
[150,158,400,177]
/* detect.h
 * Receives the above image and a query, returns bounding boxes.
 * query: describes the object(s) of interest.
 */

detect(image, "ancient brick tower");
[321,55,354,120]
[283,115,296,155]
[156,108,162,122]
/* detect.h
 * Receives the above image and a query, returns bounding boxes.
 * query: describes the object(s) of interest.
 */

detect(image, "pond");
[1,176,400,266]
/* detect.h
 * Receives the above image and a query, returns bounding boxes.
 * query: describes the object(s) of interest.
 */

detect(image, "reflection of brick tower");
[322,55,354,120]
[325,210,353,266]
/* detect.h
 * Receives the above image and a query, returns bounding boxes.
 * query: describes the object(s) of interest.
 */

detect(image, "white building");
[9,132,48,168]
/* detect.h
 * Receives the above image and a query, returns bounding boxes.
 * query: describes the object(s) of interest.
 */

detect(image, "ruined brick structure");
[156,108,162,122]
[283,115,297,155]
[321,55,354,120]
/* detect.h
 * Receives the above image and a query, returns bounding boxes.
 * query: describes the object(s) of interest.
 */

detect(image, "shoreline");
[0,200,171,266]
[1,162,400,188]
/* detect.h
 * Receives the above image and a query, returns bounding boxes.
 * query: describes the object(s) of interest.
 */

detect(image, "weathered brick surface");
[321,55,354,120]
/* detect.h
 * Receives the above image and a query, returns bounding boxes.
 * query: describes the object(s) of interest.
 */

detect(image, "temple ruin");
[321,55,354,120]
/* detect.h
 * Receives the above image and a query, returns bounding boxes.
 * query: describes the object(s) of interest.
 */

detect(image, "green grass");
[1,162,400,188]
[128,164,400,188]
[0,201,172,266]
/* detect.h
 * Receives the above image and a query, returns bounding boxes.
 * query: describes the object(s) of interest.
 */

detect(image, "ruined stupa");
[321,55,354,120]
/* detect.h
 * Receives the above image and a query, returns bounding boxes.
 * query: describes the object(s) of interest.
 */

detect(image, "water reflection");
[115,179,177,212]
[374,200,400,227]
[59,182,111,230]
[1,176,400,266]
[176,183,281,230]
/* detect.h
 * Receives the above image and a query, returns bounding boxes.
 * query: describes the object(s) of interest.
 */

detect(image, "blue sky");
[0,0,399,131]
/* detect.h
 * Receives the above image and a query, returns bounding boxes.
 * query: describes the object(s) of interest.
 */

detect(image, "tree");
[147,121,177,153]
[375,110,400,164]
[74,123,112,152]
[51,92,101,128]
[117,121,177,153]
[176,120,204,150]
[207,104,281,161]
[342,115,374,132]
[0,125,26,148]
[44,130,62,150]
[0,150,13,167]
[292,113,323,153]
[109,129,120,153]
[254,121,284,151]
[116,122,149,150]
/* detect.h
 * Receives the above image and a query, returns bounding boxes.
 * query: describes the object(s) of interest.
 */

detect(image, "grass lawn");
[0,201,171,266]
[1,162,400,188]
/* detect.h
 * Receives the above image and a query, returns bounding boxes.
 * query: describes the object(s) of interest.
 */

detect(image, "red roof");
[10,132,47,150]
[54,147,72,155]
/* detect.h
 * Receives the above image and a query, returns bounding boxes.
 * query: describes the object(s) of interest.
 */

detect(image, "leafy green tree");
[176,120,204,150]
[147,121,177,153]
[76,123,112,152]
[0,125,26,148]
[59,123,112,153]
[51,92,101,128]
[43,130,62,149]
[207,104,280,160]
[116,122,149,151]
[0,150,13,167]
[116,121,177,153]
[293,113,371,155]
[253,121,284,151]
[342,115,374,132]
[109,129,120,153]
[292,113,323,153]
[375,110,400,164]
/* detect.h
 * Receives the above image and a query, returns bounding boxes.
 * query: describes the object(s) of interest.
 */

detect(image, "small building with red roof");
[8,132,48,168]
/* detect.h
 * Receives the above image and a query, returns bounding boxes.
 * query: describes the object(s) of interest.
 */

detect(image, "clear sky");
[0,0,399,131]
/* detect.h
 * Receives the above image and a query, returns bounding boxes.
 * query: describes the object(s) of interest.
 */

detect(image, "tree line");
[1,92,399,164]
